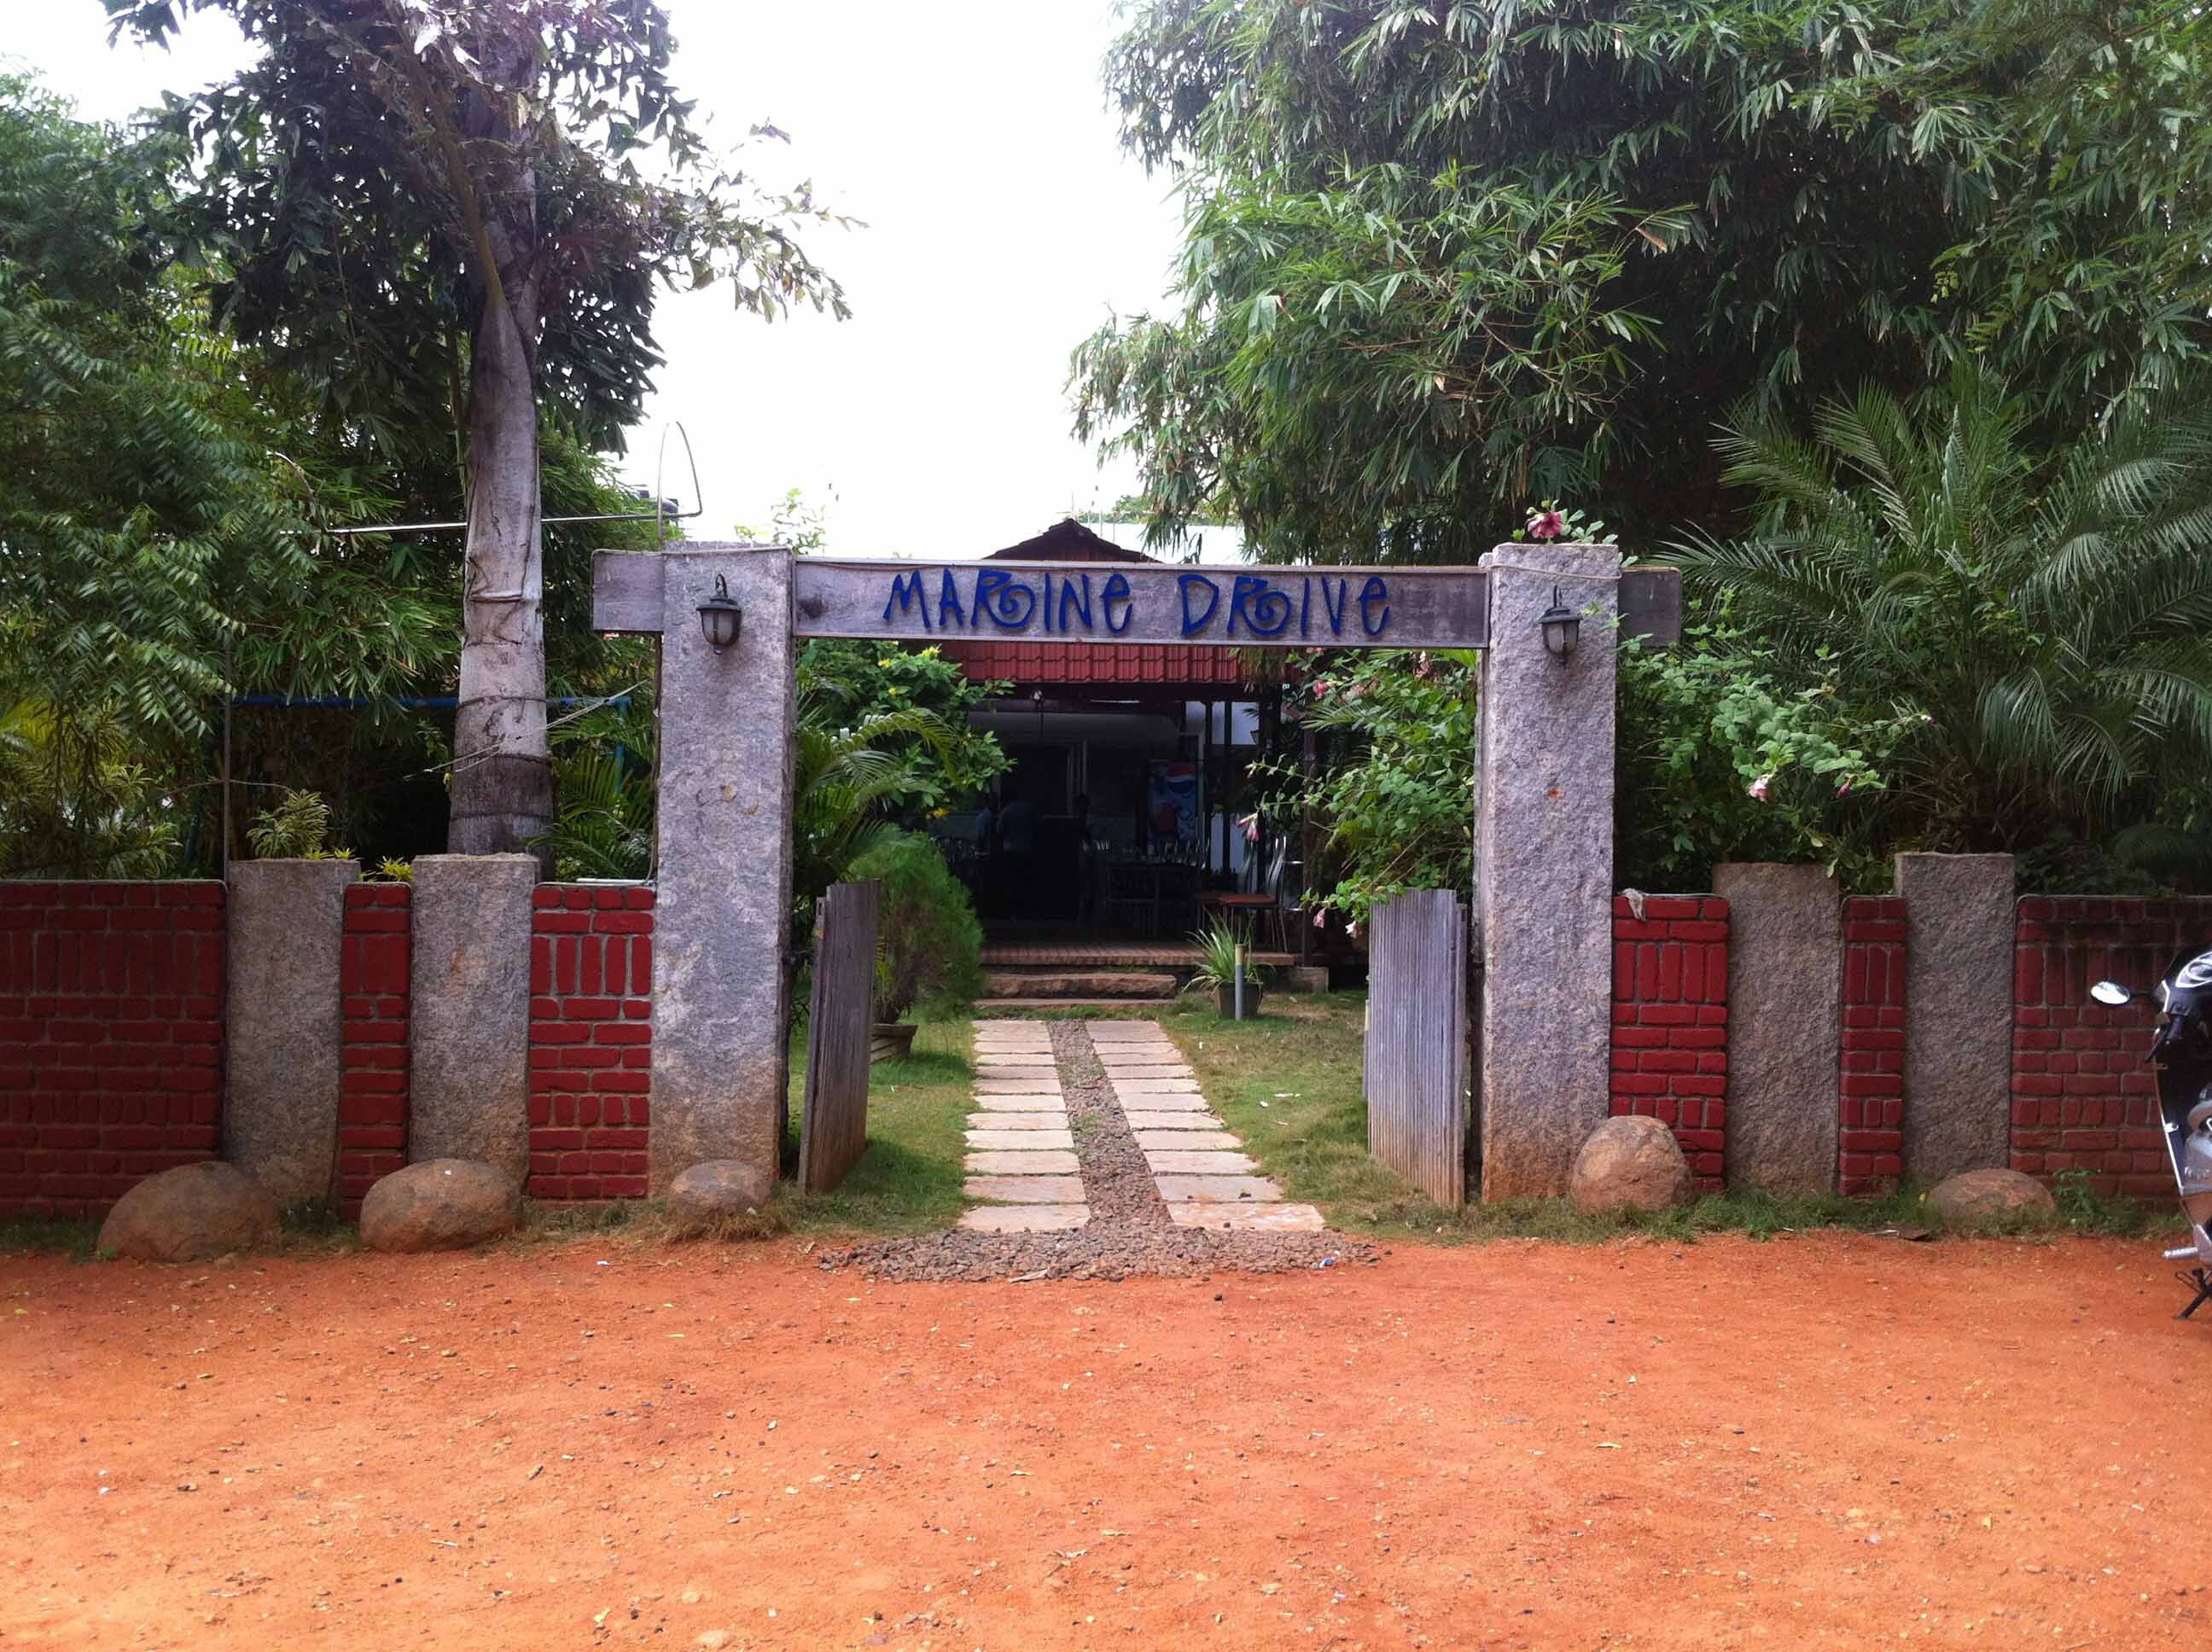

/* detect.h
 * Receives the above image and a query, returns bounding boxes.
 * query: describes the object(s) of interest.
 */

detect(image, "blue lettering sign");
[1178,573,1221,637]
[1319,578,1350,637]
[1058,573,1093,631]
[936,567,966,629]
[1359,575,1391,637]
[883,569,931,630]
[1227,574,1294,639]
[1101,573,1133,635]
[974,569,1037,631]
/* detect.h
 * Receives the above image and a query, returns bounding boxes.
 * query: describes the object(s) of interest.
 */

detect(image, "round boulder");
[1927,1166,2058,1229]
[359,1160,521,1254]
[667,1160,775,1226]
[1569,1116,1693,1214]
[98,1161,280,1262]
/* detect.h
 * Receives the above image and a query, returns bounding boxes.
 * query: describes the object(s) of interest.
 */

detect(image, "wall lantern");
[1537,585,1580,660]
[696,573,743,653]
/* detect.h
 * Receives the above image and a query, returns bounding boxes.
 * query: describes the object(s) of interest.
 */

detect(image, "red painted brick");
[0,883,227,1219]
[1611,893,1728,1183]
[527,887,655,1202]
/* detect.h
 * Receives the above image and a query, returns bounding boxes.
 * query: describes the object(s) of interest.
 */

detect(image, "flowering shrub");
[1616,607,1908,889]
[1255,649,1480,922]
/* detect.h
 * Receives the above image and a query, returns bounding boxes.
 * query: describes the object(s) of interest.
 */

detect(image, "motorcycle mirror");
[2090,980,2133,1007]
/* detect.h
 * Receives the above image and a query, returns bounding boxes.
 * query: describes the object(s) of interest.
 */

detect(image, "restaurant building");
[925,521,1312,1002]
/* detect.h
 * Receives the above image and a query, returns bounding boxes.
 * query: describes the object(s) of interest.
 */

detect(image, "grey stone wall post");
[1476,542,1621,1199]
[225,858,357,1206]
[1713,863,1842,1195]
[1895,852,2016,1181]
[649,547,797,1193]
[408,853,537,1179]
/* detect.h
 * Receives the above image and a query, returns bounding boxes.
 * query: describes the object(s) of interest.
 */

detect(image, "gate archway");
[592,544,1679,1199]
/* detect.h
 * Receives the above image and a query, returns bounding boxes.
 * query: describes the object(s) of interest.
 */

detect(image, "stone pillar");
[1895,852,2016,1182]
[407,853,536,1179]
[1713,863,1842,1195]
[224,858,357,1206]
[649,547,797,1193]
[1476,541,1621,1198]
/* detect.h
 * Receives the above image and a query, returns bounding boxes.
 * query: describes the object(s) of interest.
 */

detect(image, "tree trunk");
[448,290,551,860]
[447,39,550,864]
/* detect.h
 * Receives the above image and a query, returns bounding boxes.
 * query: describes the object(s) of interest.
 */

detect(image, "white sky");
[8,0,1186,558]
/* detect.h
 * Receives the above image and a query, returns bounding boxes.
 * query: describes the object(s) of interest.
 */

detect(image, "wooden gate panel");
[1365,889,1469,1205]
[799,880,880,1193]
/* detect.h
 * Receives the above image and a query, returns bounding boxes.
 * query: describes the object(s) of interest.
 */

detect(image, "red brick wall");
[2011,898,2212,1199]
[528,887,654,1200]
[337,883,411,1219]
[0,883,225,1219]
[1610,895,1729,1190]
[1838,897,1908,1195]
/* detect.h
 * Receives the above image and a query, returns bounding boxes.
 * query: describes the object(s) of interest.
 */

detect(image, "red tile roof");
[943,639,1265,689]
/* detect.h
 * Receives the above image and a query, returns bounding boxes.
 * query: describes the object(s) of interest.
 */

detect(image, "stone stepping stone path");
[1088,1021,1324,1234]
[958,1021,1087,1232]
[958,1017,1323,1236]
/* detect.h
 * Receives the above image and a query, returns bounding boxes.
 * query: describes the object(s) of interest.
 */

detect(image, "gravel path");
[822,1020,1375,1283]
[1052,1018,1169,1225]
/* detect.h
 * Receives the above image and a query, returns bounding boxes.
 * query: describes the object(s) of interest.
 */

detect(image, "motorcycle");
[2092,952,2212,1321]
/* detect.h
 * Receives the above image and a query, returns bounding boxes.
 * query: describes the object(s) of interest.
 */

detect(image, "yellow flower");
[877,658,893,666]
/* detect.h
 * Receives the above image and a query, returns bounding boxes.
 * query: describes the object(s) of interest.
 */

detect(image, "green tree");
[1670,364,2212,866]
[0,74,445,875]
[795,643,1007,817]
[111,0,851,858]
[1077,0,2212,559]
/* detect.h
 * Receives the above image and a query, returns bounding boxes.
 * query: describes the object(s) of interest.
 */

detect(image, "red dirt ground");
[2,1232,2205,1650]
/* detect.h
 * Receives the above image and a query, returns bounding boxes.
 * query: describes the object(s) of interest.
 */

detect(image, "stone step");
[1153,1174,1284,1204]
[969,1092,1068,1111]
[1086,1021,1167,1038]
[965,1149,1080,1175]
[1133,1128,1241,1150]
[958,1203,1090,1233]
[1122,1110,1226,1131]
[979,997,1181,1010]
[967,1127,1076,1151]
[1168,1202,1324,1233]
[963,1111,1068,1130]
[983,969,1181,1000]
[1144,1149,1260,1176]
[964,1174,1086,1204]
[1109,1091,1209,1111]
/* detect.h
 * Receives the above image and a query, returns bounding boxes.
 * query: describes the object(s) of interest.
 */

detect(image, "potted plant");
[847,829,985,1061]
[1188,923,1268,1018]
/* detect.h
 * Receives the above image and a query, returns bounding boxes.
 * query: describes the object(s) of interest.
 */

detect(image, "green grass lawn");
[1158,991,2166,1244]
[777,1017,974,1236]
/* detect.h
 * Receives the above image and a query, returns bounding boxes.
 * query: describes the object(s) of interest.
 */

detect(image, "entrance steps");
[982,967,1181,1003]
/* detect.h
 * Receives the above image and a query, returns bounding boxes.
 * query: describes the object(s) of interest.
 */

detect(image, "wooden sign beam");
[592,548,1682,649]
